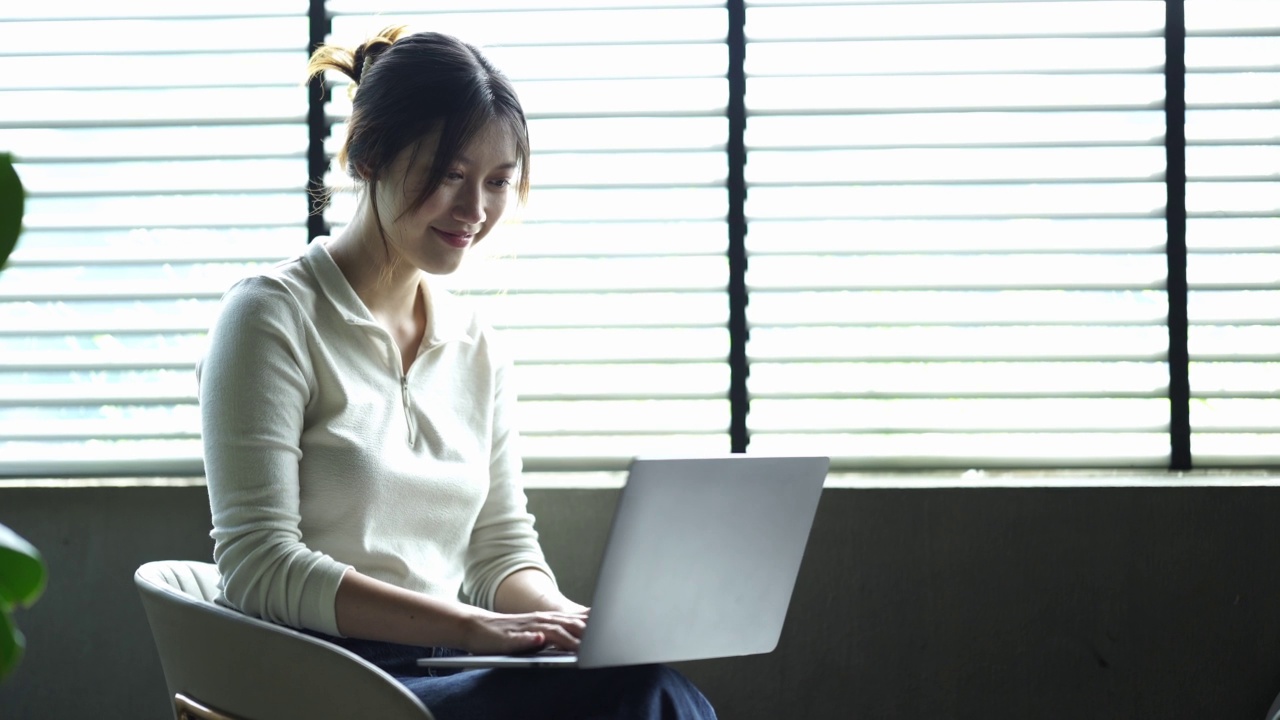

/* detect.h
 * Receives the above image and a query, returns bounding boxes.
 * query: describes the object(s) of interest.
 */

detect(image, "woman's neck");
[327,211,422,321]
[328,219,429,373]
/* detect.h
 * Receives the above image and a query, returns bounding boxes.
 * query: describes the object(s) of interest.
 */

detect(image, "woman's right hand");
[333,570,588,654]
[460,608,589,655]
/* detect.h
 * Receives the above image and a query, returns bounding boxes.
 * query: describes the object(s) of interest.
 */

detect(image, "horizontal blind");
[1184,0,1280,466]
[0,4,310,477]
[742,0,1173,468]
[324,2,731,470]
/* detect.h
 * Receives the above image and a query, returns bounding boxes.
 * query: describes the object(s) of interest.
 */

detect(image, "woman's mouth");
[433,228,473,249]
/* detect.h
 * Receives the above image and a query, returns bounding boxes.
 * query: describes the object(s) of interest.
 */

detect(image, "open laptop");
[418,454,828,670]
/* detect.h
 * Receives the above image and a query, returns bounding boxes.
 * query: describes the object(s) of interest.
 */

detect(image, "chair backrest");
[135,560,434,720]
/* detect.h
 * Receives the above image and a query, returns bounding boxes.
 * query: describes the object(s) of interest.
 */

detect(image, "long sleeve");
[461,335,555,610]
[198,276,352,635]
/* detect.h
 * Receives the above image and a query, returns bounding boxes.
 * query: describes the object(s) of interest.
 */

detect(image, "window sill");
[2,469,1279,490]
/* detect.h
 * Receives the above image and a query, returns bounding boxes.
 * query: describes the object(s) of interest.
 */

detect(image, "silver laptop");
[418,454,828,670]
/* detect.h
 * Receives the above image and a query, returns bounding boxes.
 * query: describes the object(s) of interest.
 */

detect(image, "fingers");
[521,611,586,650]
[494,627,547,654]
[530,616,581,650]
[544,610,588,634]
[466,610,592,655]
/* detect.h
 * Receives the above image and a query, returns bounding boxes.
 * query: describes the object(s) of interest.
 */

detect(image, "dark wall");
[3,481,1280,720]
[0,484,214,720]
[755,486,1280,720]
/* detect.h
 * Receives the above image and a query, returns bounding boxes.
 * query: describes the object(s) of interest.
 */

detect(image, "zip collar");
[303,238,478,349]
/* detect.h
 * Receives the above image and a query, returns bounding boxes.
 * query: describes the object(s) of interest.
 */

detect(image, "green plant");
[0,153,19,268]
[0,151,46,682]
[0,524,45,681]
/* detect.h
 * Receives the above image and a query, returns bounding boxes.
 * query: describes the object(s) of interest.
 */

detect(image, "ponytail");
[306,25,408,93]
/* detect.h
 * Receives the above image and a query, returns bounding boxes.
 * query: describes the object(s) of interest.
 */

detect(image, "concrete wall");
[3,478,1280,719]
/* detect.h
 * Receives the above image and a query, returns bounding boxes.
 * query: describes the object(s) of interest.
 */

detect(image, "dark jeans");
[310,632,718,720]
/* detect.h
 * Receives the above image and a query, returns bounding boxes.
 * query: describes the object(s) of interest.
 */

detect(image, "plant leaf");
[0,523,45,608]
[0,152,23,270]
[0,608,23,682]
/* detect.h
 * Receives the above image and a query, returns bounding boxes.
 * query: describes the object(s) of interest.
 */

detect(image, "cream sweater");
[197,239,553,637]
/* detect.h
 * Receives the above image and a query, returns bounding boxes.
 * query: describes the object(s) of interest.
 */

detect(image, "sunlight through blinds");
[742,0,1173,468]
[0,2,310,476]
[324,2,732,470]
[1184,0,1280,466]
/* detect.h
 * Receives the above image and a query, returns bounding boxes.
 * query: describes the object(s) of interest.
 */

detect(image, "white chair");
[135,560,435,720]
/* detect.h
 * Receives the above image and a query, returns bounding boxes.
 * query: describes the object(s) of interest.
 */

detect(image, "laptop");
[418,454,828,670]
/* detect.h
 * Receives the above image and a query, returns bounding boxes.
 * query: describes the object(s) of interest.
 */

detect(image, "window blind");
[742,0,1176,468]
[323,1,731,470]
[1,2,1274,478]
[1184,0,1280,466]
[0,3,310,477]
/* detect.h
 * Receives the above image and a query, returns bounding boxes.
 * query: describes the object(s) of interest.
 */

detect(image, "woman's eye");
[445,171,464,181]
[489,178,512,189]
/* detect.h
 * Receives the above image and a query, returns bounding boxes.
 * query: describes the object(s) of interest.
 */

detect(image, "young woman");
[197,26,716,719]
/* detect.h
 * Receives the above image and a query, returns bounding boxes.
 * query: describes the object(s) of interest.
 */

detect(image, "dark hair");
[306,26,531,244]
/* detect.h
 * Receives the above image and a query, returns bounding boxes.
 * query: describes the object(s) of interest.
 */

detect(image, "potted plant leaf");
[0,151,47,682]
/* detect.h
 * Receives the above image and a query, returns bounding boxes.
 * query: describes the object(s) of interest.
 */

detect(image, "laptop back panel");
[578,455,828,668]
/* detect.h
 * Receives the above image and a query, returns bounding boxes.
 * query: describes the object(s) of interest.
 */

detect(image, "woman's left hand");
[494,568,589,616]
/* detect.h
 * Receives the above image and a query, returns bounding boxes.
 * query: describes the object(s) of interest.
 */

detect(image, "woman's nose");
[453,184,485,224]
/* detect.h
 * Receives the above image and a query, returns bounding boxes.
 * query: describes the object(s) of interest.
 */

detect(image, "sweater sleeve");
[461,342,555,610]
[197,276,352,635]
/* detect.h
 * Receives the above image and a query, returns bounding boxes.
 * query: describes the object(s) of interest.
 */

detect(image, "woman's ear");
[354,162,374,181]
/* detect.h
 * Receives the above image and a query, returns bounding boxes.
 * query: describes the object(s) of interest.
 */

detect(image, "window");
[0,1,1275,476]
[0,2,309,476]
[1184,0,1280,466]
[744,1,1173,467]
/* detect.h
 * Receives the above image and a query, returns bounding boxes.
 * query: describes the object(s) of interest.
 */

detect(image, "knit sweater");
[196,239,552,637]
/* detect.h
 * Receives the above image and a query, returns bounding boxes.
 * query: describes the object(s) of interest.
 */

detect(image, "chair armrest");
[136,565,433,720]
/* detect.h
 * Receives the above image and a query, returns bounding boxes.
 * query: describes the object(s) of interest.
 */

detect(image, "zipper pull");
[401,375,416,445]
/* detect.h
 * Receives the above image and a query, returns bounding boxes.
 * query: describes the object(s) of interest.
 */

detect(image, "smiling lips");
[433,227,474,249]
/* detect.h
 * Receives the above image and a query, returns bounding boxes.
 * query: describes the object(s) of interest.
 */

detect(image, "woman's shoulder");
[212,253,320,333]
[223,251,318,309]
[430,287,513,365]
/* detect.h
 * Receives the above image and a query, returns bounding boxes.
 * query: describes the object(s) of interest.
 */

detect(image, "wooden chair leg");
[175,692,244,720]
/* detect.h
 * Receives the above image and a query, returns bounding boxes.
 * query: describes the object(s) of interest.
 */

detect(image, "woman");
[197,26,716,719]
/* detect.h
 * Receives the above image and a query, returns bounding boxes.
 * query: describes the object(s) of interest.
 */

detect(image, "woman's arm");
[200,278,351,635]
[335,568,587,653]
[462,338,562,609]
[494,567,589,615]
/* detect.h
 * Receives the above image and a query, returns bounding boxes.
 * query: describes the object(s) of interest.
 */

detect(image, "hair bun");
[350,26,406,85]
[307,25,409,90]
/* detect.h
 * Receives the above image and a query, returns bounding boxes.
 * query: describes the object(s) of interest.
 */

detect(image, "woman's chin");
[416,255,466,277]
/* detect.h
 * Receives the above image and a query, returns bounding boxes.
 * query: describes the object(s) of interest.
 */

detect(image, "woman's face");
[374,120,519,276]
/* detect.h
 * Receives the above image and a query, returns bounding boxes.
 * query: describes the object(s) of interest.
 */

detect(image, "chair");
[135,560,435,720]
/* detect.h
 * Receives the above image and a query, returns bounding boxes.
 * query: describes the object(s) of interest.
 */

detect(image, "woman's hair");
[306,26,531,242]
